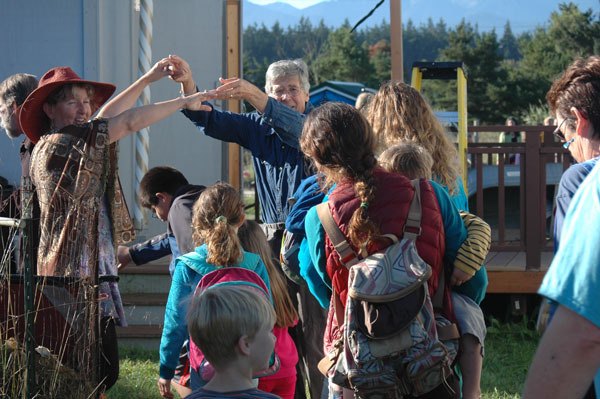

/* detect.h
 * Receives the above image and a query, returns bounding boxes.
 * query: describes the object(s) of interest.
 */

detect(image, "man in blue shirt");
[168,55,324,399]
[524,55,600,399]
[168,55,311,240]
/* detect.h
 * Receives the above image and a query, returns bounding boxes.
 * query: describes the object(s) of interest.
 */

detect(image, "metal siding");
[115,0,227,241]
[0,0,85,186]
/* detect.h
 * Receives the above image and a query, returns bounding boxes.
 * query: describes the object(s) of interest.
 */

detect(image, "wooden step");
[486,270,546,294]
[119,260,170,276]
[117,324,162,338]
[121,293,168,306]
[119,274,171,294]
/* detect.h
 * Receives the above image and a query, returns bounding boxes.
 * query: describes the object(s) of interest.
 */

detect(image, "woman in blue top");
[157,183,271,399]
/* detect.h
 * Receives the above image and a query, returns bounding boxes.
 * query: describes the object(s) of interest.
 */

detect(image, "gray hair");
[0,73,38,106]
[265,59,310,94]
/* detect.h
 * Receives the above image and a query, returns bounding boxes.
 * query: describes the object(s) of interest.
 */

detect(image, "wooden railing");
[466,125,571,271]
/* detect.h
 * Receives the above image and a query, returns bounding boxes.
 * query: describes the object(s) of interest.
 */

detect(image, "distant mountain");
[244,0,598,34]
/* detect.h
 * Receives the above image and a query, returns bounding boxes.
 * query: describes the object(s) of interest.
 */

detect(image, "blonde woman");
[366,81,466,206]
[366,80,487,302]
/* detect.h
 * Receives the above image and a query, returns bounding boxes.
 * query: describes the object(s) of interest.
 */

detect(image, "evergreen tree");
[499,21,521,60]
[432,21,513,123]
[313,23,373,84]
[369,39,391,87]
[549,3,599,57]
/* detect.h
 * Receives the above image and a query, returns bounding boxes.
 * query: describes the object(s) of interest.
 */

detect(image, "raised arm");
[97,58,173,118]
[106,90,214,143]
[169,54,276,116]
[167,54,197,96]
[451,211,491,286]
[213,76,269,113]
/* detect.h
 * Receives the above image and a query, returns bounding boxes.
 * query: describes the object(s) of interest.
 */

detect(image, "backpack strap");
[432,267,461,341]
[432,268,445,310]
[316,202,359,267]
[404,179,423,240]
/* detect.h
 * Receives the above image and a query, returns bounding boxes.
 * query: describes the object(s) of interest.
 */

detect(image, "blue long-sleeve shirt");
[553,157,599,251]
[182,98,312,224]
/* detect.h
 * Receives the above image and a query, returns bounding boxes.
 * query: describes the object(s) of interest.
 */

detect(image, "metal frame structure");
[411,61,468,191]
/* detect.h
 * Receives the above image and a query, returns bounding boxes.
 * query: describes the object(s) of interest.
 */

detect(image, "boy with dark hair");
[117,166,205,276]
[117,166,205,397]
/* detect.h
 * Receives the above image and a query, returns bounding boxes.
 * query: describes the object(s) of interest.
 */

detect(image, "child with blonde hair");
[238,220,299,399]
[380,142,489,399]
[185,285,280,398]
[157,182,272,398]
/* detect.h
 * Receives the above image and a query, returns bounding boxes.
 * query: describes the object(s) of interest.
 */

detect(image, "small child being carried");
[379,142,490,399]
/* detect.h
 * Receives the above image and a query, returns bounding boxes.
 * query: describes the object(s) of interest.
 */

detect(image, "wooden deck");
[485,251,553,293]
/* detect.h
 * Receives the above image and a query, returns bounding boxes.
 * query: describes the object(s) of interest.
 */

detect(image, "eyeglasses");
[553,117,574,142]
[272,86,302,99]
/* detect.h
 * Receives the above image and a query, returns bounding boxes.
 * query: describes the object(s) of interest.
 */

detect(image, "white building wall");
[0,0,232,242]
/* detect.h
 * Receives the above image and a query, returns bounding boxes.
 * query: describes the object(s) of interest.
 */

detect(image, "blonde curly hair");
[366,80,460,193]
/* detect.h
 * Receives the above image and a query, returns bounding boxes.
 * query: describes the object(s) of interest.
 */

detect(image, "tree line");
[243,2,599,124]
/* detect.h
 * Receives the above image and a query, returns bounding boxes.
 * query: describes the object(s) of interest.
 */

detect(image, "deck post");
[525,130,542,270]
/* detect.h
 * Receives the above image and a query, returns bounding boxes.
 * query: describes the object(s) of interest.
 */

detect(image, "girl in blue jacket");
[157,182,271,398]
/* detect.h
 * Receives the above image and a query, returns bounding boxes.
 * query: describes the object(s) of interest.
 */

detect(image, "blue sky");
[248,0,598,10]
[246,0,598,32]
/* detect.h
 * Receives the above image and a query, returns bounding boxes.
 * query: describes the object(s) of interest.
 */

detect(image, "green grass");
[107,347,179,399]
[107,320,540,399]
[480,318,540,398]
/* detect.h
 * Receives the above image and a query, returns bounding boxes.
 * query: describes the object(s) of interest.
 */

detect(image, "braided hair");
[300,102,379,247]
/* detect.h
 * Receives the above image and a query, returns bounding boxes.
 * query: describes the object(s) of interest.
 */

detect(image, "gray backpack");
[317,180,459,398]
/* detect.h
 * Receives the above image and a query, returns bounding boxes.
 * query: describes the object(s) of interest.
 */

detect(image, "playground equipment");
[411,61,468,191]
[410,62,571,319]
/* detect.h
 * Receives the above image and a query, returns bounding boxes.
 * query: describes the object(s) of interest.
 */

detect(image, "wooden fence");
[467,125,570,292]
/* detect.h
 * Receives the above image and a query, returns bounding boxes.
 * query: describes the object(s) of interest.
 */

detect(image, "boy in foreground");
[185,285,280,398]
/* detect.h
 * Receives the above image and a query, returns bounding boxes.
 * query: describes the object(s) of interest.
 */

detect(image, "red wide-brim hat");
[19,66,116,143]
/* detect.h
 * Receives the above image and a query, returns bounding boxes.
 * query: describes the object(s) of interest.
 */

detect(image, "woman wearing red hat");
[19,64,213,394]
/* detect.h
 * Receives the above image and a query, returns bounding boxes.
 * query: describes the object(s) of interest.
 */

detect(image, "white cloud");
[246,0,328,9]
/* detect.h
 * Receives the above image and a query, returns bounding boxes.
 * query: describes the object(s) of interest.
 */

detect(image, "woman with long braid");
[300,102,466,398]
